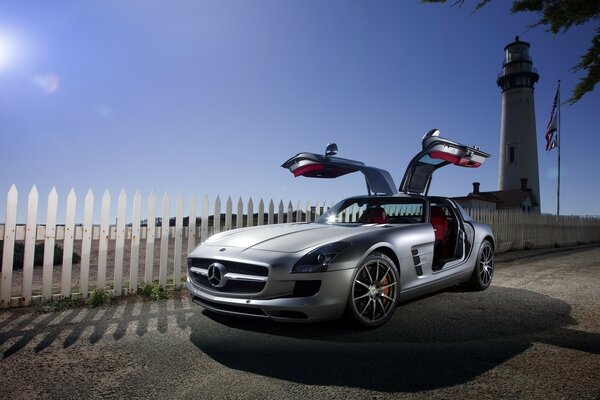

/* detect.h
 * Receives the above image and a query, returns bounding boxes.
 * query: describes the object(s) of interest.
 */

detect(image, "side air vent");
[412,248,424,276]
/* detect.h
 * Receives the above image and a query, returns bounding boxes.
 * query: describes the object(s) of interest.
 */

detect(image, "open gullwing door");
[399,129,490,196]
[281,144,398,196]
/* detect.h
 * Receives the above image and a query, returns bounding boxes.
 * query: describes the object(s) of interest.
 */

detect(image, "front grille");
[188,257,269,294]
[188,258,268,277]
[192,273,266,294]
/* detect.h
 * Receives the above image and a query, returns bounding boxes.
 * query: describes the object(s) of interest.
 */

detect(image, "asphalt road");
[1,245,599,399]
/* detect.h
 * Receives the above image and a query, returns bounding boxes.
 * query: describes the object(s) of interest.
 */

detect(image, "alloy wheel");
[479,241,494,287]
[351,254,398,326]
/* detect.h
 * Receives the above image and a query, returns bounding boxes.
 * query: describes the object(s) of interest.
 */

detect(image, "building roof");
[465,189,539,208]
[452,194,498,204]
[456,181,540,209]
[478,190,535,206]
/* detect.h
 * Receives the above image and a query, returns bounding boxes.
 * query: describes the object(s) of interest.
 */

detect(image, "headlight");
[292,242,351,273]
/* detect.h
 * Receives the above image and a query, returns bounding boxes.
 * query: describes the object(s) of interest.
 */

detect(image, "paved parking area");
[0,245,599,399]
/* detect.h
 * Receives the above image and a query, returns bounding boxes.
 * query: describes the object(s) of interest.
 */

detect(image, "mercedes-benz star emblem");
[207,263,227,288]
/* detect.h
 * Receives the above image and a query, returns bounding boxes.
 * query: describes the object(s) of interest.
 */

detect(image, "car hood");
[201,223,373,253]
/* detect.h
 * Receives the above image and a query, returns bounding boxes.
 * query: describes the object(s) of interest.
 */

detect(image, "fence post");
[278,200,284,224]
[237,197,244,229]
[61,189,77,298]
[145,192,157,285]
[159,192,170,287]
[214,196,221,234]
[114,189,127,297]
[201,195,209,242]
[187,193,197,252]
[42,188,58,302]
[1,185,18,308]
[268,200,274,225]
[129,190,142,294]
[247,198,254,228]
[22,186,38,305]
[97,190,111,290]
[225,196,232,231]
[80,190,94,298]
[174,194,184,287]
[258,199,264,226]
[296,201,302,223]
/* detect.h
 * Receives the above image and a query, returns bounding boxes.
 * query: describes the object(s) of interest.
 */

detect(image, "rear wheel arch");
[483,235,495,250]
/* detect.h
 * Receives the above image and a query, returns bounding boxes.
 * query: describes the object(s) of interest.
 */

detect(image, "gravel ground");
[0,245,598,399]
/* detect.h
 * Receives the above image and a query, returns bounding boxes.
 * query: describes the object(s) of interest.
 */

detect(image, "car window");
[319,198,425,225]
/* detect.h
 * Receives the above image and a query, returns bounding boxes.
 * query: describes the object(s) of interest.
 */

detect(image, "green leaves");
[568,28,599,103]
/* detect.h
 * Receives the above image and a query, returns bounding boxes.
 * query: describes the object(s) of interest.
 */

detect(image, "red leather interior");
[430,206,448,241]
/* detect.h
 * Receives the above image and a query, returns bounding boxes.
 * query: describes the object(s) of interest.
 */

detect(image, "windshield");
[318,197,426,225]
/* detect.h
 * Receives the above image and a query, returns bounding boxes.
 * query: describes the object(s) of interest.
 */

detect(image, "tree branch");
[568,29,600,103]
[421,0,600,103]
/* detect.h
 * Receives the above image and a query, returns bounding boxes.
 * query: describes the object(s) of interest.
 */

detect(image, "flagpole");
[557,80,561,216]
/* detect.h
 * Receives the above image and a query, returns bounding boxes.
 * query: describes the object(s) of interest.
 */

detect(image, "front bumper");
[186,267,355,322]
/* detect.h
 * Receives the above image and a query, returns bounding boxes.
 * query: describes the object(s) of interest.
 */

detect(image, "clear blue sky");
[1,0,598,222]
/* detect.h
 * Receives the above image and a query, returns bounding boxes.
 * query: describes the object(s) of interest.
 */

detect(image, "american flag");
[545,86,559,151]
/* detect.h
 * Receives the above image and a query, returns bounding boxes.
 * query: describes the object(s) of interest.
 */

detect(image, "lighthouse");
[497,36,541,212]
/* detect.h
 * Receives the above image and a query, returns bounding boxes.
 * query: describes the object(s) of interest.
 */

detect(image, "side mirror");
[423,129,441,140]
[325,143,338,156]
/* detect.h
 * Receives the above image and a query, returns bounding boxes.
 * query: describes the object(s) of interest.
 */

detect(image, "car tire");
[345,252,399,328]
[465,239,494,291]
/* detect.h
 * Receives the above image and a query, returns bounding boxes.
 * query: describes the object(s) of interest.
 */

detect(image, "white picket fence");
[1,185,599,308]
[467,208,600,253]
[0,185,327,308]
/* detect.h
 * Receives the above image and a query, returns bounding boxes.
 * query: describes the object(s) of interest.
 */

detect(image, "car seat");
[359,207,388,224]
[431,206,451,263]
[430,206,448,241]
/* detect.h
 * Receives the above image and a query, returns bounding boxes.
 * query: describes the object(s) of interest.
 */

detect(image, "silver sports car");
[187,130,495,327]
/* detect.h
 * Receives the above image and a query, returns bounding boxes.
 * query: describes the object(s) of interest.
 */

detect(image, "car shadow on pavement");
[189,286,600,392]
[1,286,598,393]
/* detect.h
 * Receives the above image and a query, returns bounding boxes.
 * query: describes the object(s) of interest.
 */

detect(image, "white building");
[496,36,541,212]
